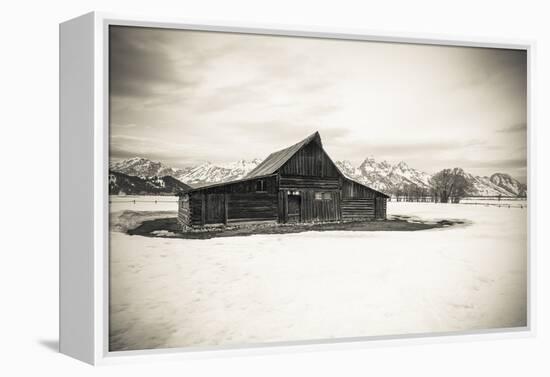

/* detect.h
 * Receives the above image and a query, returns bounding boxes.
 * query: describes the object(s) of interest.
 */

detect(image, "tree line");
[390,168,473,203]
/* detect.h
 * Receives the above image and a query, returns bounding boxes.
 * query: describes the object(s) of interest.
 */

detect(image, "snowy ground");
[109,196,528,351]
[110,196,179,233]
[110,195,178,213]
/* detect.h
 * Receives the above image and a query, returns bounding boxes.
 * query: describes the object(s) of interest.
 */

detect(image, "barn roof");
[179,173,277,195]
[343,176,390,198]
[245,131,322,179]
[179,131,390,198]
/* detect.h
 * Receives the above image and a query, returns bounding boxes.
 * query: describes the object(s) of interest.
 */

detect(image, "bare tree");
[393,186,404,202]
[429,168,472,203]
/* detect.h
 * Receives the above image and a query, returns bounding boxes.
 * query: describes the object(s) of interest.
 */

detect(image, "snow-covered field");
[109,197,528,351]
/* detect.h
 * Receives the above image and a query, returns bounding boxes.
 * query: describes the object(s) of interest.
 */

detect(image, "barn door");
[375,197,385,219]
[287,194,301,223]
[206,193,225,224]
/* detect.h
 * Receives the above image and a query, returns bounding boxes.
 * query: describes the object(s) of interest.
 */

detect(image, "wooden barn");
[177,132,389,228]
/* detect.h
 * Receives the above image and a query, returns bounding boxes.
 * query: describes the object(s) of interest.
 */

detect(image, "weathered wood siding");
[278,190,341,223]
[304,190,340,222]
[226,193,278,223]
[341,198,375,221]
[375,197,387,220]
[193,176,277,195]
[278,170,341,223]
[278,190,288,223]
[279,176,340,190]
[188,176,279,225]
[342,179,387,220]
[206,193,225,223]
[189,192,204,225]
[177,194,191,228]
[342,179,376,199]
[280,141,339,177]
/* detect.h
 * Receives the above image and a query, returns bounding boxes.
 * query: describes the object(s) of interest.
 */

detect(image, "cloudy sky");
[109,26,527,182]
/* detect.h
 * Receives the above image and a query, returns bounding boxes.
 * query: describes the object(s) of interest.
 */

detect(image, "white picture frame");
[59,11,536,365]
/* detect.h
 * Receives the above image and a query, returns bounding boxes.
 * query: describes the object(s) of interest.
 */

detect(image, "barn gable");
[245,132,323,178]
[246,131,341,178]
[246,131,388,197]
[279,137,340,178]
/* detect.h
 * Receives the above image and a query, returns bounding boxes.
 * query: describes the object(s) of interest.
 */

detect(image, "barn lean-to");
[177,132,388,228]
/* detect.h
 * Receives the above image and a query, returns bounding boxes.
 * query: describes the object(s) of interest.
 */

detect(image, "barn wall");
[205,193,225,224]
[188,176,279,226]
[342,179,388,221]
[342,179,376,199]
[280,141,339,177]
[279,176,340,190]
[193,176,277,195]
[177,194,191,228]
[189,192,204,225]
[278,191,287,223]
[278,190,341,223]
[303,190,341,222]
[375,197,387,220]
[341,198,375,221]
[278,166,341,223]
[227,193,278,223]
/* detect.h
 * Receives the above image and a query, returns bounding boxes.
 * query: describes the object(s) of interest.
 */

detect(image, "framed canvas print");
[59,12,535,365]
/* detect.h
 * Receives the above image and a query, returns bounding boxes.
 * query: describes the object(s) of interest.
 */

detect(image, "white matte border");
[86,11,535,365]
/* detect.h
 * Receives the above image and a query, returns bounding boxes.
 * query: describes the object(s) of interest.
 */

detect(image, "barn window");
[256,179,266,192]
[315,192,333,200]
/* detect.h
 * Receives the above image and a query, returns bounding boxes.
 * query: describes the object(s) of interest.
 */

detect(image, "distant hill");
[108,171,192,196]
[490,173,527,197]
[110,157,526,197]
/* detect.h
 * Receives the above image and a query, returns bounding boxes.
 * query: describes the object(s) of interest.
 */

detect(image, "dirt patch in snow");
[110,210,177,233]
[126,215,469,240]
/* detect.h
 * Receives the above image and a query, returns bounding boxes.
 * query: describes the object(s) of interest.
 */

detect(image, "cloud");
[330,139,487,159]
[109,134,203,166]
[108,26,527,181]
[109,26,195,100]
[476,158,527,169]
[497,122,527,133]
[109,26,240,105]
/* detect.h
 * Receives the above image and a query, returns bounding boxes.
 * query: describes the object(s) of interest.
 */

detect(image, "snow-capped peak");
[109,157,183,179]
[110,157,264,187]
[395,161,410,171]
[490,173,527,196]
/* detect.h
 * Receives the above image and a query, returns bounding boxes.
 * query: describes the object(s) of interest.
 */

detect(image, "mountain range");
[110,157,263,187]
[108,170,192,196]
[335,158,526,197]
[109,157,526,197]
